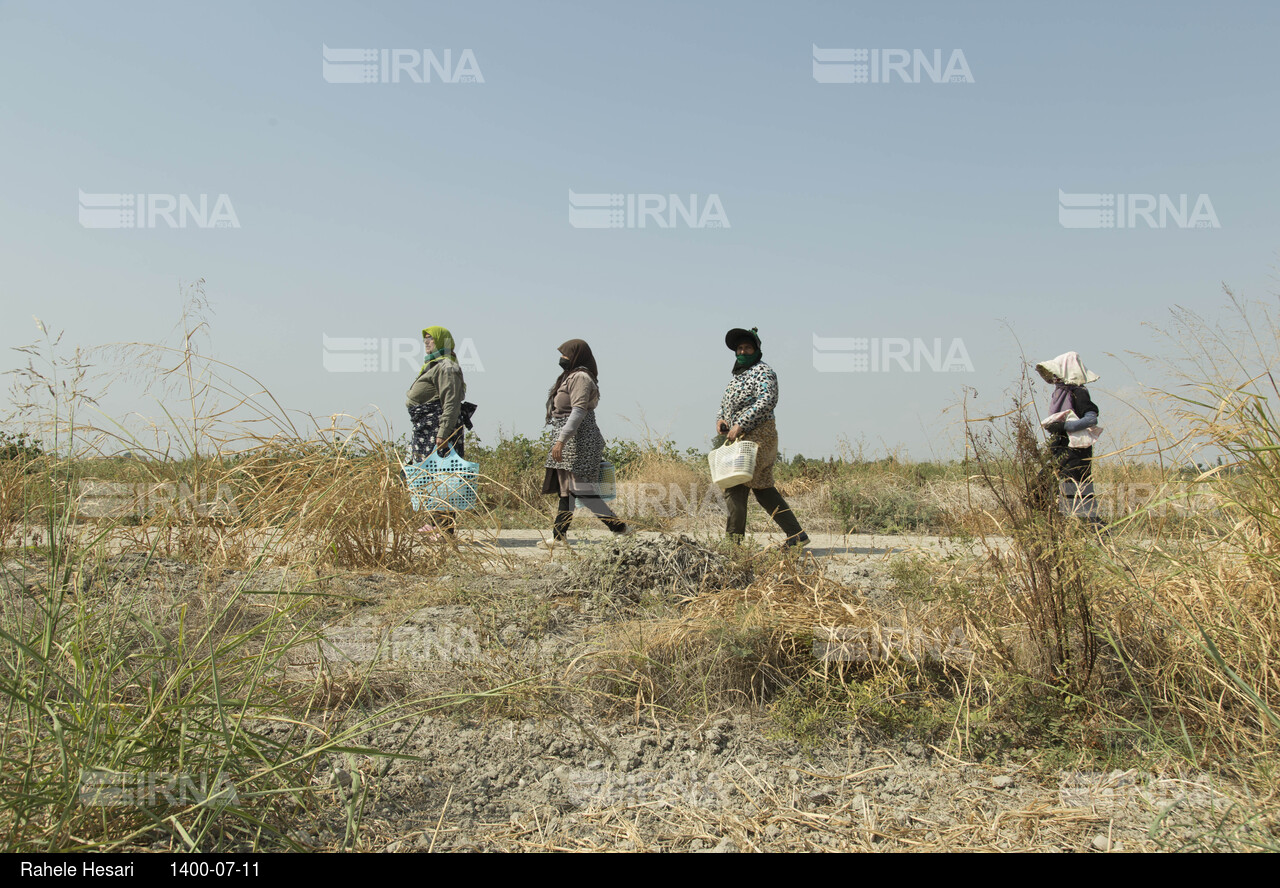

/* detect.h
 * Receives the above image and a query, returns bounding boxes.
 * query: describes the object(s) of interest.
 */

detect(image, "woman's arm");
[436,364,464,444]
[553,372,596,443]
[1064,411,1097,432]
[732,366,779,433]
[558,407,586,441]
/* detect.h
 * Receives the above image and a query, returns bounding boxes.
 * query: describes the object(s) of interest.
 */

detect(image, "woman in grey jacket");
[406,325,466,535]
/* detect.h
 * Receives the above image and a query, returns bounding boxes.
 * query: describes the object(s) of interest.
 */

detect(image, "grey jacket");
[406,360,466,438]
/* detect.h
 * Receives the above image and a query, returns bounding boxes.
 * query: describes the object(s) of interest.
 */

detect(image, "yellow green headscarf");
[420,326,458,371]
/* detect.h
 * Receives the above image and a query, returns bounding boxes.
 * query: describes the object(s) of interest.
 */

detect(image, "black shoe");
[783,532,810,549]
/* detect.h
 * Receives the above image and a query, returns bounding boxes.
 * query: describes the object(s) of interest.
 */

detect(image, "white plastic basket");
[708,440,758,490]
[574,460,616,509]
[402,449,480,512]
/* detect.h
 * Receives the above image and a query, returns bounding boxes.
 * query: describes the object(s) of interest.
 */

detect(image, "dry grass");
[575,545,978,732]
[5,290,1280,850]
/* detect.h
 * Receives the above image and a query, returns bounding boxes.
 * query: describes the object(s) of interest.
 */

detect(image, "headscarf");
[1036,352,1099,415]
[545,339,598,422]
[420,326,458,372]
[725,326,762,375]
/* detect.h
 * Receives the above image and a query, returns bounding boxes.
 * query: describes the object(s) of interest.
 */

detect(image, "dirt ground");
[8,532,1248,852]
[297,532,1243,852]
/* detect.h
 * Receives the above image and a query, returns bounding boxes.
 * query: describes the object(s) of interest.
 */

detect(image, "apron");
[543,411,605,495]
[740,416,779,489]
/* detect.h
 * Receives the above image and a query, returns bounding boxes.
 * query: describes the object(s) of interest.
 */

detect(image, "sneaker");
[782,532,810,549]
[610,523,636,536]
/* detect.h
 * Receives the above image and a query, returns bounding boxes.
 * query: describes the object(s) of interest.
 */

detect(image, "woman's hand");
[716,419,729,436]
[435,438,450,455]
[551,440,565,462]
[726,424,743,441]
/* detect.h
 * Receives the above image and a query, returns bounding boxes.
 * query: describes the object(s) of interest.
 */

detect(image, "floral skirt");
[542,411,605,495]
[408,402,465,463]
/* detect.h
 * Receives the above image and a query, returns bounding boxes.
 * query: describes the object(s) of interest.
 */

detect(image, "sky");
[2,1,1278,460]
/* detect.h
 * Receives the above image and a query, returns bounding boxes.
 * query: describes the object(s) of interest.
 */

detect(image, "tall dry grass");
[962,379,1099,695]
[0,301,524,850]
[1116,294,1280,766]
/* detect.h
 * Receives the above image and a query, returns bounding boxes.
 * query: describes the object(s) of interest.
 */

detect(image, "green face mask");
[735,353,757,368]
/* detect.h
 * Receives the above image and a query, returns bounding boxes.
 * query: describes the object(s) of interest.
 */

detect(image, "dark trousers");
[554,495,625,539]
[724,484,803,539]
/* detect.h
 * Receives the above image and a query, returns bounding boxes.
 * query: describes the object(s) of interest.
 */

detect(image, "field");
[1,302,1277,852]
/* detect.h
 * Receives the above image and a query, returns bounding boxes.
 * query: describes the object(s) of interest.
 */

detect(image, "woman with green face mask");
[405,326,467,536]
[715,327,809,547]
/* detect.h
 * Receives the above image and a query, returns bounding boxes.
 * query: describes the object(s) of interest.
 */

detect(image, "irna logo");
[321,336,484,373]
[78,192,240,229]
[812,46,974,84]
[812,336,974,373]
[568,191,730,229]
[1058,190,1221,229]
[321,46,483,84]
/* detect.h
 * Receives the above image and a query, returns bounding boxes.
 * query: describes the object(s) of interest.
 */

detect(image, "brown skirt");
[541,467,598,497]
[740,416,779,489]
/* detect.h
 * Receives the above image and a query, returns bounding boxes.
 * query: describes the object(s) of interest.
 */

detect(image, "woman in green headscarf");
[405,326,467,535]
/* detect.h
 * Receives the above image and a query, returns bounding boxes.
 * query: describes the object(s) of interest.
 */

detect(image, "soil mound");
[569,534,751,600]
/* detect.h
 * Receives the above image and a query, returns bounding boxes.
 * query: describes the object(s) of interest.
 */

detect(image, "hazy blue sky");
[3,1,1278,459]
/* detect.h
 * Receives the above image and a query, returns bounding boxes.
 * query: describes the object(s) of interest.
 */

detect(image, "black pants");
[554,495,625,539]
[724,484,803,539]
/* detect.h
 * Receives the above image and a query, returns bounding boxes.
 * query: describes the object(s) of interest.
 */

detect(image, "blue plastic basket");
[402,449,480,512]
[574,459,616,509]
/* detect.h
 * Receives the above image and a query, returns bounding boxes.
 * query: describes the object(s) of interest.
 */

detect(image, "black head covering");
[724,327,761,351]
[545,339,599,422]
[725,327,762,375]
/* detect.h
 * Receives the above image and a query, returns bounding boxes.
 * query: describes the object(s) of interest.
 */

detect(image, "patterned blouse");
[717,361,779,433]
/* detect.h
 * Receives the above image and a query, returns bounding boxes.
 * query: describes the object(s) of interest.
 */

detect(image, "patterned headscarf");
[420,326,458,371]
[545,339,598,422]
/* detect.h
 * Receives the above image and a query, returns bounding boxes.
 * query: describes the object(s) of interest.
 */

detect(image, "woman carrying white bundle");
[1036,351,1103,526]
